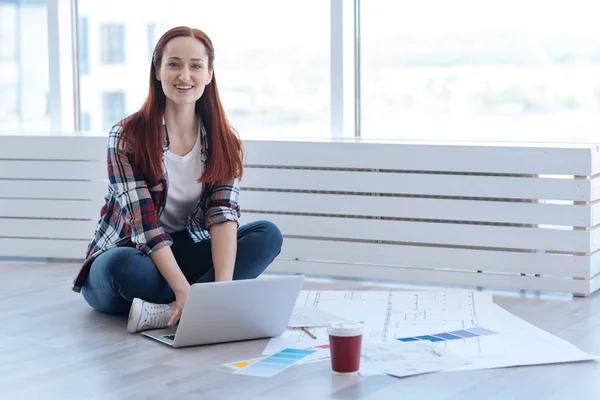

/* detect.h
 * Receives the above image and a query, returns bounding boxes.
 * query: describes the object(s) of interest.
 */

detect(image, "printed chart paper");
[224,357,263,370]
[447,302,598,371]
[396,326,497,343]
[359,341,469,377]
[265,290,490,354]
[234,348,316,378]
[288,307,344,328]
[265,290,597,372]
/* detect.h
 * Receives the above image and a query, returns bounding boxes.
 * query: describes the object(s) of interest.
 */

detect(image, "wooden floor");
[1,262,599,400]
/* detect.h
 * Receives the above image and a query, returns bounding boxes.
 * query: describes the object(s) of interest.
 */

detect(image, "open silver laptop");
[141,274,305,348]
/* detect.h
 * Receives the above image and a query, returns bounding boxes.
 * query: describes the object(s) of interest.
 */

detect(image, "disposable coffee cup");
[327,321,363,375]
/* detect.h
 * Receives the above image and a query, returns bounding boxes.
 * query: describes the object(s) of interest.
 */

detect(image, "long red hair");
[118,26,244,184]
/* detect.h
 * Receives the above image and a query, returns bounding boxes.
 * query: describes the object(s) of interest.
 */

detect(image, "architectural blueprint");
[264,290,597,371]
[265,290,491,353]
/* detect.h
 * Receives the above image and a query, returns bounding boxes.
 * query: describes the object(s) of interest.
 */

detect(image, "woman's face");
[156,36,213,107]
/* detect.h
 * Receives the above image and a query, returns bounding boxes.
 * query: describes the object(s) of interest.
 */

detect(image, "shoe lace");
[140,304,172,330]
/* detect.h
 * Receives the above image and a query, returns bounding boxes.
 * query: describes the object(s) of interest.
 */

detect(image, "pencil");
[301,327,317,339]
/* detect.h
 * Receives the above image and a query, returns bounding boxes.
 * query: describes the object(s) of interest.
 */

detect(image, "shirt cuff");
[205,207,240,230]
[137,233,173,255]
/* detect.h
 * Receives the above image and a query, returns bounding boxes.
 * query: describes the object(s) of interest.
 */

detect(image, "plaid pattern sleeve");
[107,126,172,255]
[204,177,241,230]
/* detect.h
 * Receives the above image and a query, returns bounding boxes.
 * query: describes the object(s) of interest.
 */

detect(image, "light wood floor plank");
[1,261,599,400]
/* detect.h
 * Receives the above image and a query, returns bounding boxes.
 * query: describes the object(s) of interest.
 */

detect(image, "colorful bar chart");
[396,327,497,343]
[234,348,317,377]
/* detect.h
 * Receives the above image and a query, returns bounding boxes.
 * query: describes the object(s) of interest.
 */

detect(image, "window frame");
[47,0,359,138]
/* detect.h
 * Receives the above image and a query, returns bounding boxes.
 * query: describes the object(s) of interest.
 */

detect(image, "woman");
[71,26,283,334]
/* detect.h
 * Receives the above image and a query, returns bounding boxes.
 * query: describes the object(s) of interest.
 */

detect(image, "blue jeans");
[81,220,283,314]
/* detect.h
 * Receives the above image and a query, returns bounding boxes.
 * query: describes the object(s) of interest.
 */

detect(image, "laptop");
[141,274,305,348]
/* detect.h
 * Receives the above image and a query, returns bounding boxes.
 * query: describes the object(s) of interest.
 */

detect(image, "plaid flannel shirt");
[72,120,240,293]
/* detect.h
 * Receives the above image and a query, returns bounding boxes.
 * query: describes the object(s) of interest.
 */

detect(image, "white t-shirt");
[160,132,204,233]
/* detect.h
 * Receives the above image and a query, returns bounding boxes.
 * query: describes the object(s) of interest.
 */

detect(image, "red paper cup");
[327,321,363,375]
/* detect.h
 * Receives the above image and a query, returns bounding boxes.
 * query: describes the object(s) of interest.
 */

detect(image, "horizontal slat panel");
[3,136,597,175]
[268,259,590,295]
[0,238,88,259]
[241,191,590,226]
[280,238,592,278]
[242,168,592,202]
[0,219,97,240]
[1,237,590,294]
[241,213,593,253]
[0,160,106,180]
[593,228,600,252]
[592,176,600,201]
[0,136,106,160]
[592,203,600,227]
[4,169,590,206]
[590,251,600,277]
[0,199,102,219]
[1,180,108,200]
[591,275,600,295]
[244,140,597,176]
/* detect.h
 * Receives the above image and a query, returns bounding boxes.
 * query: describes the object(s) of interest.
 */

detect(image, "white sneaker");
[127,298,174,333]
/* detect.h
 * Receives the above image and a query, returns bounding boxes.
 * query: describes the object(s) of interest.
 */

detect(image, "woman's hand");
[168,286,190,326]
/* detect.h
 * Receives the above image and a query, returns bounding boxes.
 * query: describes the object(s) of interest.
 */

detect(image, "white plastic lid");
[327,321,363,337]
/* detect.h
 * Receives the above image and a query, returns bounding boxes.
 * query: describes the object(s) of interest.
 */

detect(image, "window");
[0,0,49,133]
[76,0,330,138]
[147,23,156,61]
[80,111,91,131]
[100,24,125,64]
[78,17,89,74]
[0,4,16,61]
[360,0,600,142]
[102,91,125,131]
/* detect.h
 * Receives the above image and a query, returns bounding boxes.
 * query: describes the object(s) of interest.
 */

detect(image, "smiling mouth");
[175,85,194,91]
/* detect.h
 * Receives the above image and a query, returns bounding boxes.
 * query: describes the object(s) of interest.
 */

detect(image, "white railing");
[2,135,599,295]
